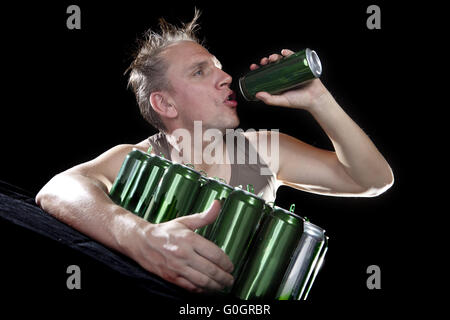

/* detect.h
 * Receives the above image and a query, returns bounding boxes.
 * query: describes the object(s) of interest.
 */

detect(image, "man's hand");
[250,49,330,111]
[131,200,234,293]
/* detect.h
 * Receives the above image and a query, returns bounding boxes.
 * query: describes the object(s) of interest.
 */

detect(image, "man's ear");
[149,92,178,119]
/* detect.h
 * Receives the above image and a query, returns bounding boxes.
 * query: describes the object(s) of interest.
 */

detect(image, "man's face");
[162,41,239,133]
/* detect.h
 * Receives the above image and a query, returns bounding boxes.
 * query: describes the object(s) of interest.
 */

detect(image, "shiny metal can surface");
[192,177,234,238]
[144,163,201,224]
[276,221,328,300]
[239,48,322,101]
[207,188,265,280]
[109,149,151,205]
[122,155,172,216]
[232,206,304,300]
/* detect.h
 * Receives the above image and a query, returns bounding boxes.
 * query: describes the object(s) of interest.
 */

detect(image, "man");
[35,11,393,294]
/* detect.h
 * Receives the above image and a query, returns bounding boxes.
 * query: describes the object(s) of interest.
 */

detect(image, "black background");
[1,0,429,317]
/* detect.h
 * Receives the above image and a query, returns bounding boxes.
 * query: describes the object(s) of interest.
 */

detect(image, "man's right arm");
[35,144,234,293]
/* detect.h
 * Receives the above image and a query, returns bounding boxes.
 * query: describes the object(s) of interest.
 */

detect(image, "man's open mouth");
[224,91,238,108]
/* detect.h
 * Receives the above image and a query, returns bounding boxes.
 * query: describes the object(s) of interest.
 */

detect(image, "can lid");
[306,48,322,78]
[130,148,152,160]
[168,163,201,181]
[272,205,304,226]
[150,154,172,169]
[303,221,326,238]
[229,187,265,207]
[212,176,227,184]
[205,177,234,192]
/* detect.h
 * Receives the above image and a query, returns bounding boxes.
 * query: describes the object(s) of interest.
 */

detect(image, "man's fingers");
[259,57,269,65]
[268,53,282,62]
[188,254,234,289]
[281,49,295,56]
[175,200,221,231]
[173,275,203,293]
[193,235,234,274]
[252,50,293,70]
[255,91,290,107]
[182,266,225,291]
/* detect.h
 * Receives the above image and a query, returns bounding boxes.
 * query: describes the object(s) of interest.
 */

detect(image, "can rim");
[205,177,234,191]
[150,154,172,168]
[272,205,304,226]
[229,187,265,207]
[130,148,153,159]
[306,48,322,78]
[168,163,201,180]
[238,76,254,102]
[303,220,326,238]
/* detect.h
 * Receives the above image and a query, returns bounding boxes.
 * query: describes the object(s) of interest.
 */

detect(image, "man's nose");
[217,69,233,89]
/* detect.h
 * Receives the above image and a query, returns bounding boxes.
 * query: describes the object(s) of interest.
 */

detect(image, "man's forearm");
[35,172,141,258]
[309,92,394,192]
[35,172,235,292]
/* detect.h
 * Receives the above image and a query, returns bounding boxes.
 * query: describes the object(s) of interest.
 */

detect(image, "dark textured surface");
[0,180,224,304]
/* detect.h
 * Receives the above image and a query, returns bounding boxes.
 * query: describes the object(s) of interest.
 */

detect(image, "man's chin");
[222,117,240,133]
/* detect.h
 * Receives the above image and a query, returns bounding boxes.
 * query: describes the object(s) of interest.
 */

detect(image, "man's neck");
[164,129,229,173]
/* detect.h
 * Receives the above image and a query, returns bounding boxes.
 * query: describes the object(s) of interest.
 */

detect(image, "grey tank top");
[147,131,279,203]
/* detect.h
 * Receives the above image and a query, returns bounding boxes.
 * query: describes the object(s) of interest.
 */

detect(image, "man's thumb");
[175,199,222,231]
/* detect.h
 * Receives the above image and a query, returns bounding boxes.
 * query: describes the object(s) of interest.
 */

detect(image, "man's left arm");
[252,50,394,197]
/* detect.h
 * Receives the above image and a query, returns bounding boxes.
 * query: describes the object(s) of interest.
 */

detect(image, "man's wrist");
[110,204,147,258]
[308,91,338,118]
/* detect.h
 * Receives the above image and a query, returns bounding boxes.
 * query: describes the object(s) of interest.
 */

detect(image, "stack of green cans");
[232,205,304,300]
[230,204,329,301]
[109,149,329,300]
[109,148,172,217]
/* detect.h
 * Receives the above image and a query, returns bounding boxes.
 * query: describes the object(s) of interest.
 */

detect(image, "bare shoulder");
[135,138,152,151]
[64,139,151,190]
[242,129,284,147]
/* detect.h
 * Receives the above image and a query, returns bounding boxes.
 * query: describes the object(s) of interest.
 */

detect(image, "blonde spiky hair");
[126,8,203,132]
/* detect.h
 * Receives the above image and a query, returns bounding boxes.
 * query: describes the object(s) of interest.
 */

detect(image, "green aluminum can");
[144,163,201,224]
[122,155,172,216]
[207,188,265,280]
[275,221,328,300]
[232,206,304,300]
[192,177,234,238]
[109,149,151,205]
[239,48,322,101]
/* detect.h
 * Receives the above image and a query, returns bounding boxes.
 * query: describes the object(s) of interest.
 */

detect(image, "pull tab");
[185,163,195,169]
[238,184,243,189]
[147,145,153,154]
[213,176,227,184]
[159,152,165,158]
[289,204,296,213]
[247,184,254,194]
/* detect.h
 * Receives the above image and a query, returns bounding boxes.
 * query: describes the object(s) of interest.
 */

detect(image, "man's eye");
[194,69,203,76]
